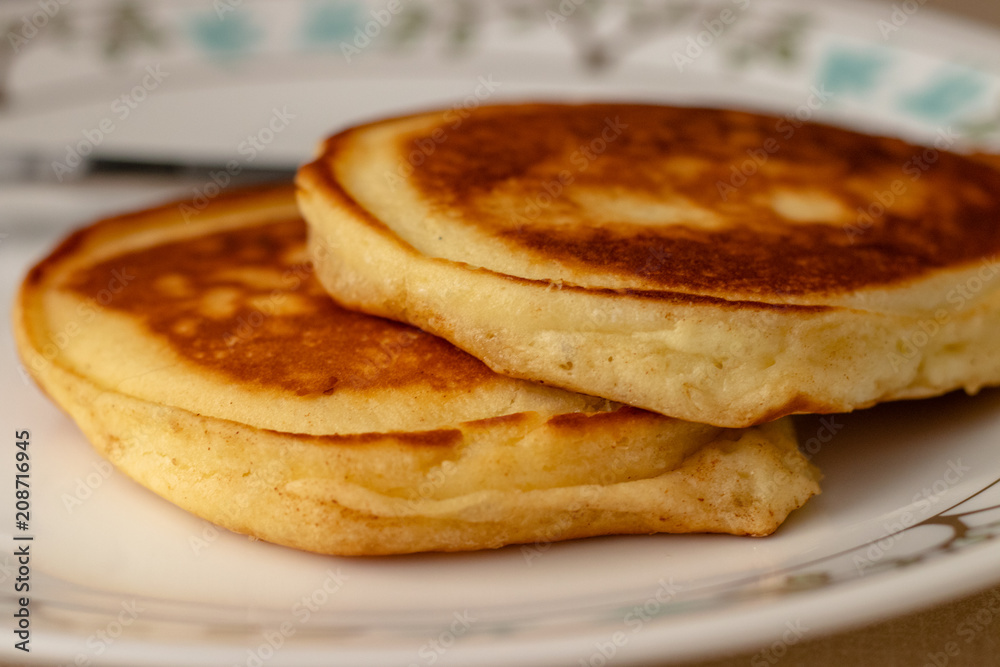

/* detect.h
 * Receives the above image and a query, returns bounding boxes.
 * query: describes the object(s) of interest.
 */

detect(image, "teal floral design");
[300,1,362,48]
[817,47,890,98]
[189,7,264,57]
[899,69,987,121]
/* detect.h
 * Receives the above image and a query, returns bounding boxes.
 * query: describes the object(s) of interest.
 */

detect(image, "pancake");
[13,185,820,555]
[297,103,1000,427]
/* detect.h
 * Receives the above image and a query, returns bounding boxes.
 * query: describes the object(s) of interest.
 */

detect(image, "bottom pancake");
[13,186,820,555]
[37,368,817,555]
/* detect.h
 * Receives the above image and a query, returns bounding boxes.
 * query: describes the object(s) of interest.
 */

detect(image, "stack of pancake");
[16,103,1000,555]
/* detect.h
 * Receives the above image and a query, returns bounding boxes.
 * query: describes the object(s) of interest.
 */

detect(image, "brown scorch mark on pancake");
[63,219,497,396]
[404,104,1000,296]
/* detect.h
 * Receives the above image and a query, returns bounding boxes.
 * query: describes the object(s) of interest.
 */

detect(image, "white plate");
[2,1,1000,665]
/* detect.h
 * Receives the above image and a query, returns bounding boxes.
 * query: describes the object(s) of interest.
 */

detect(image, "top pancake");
[322,103,1000,309]
[298,103,1000,426]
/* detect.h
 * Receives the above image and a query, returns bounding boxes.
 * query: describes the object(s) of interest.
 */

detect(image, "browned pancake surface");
[64,219,496,397]
[403,103,1000,297]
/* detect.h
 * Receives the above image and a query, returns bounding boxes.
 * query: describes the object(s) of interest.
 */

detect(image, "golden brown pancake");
[297,103,1000,427]
[13,185,820,555]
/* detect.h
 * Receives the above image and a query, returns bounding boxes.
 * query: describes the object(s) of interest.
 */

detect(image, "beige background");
[919,0,1000,24]
[678,4,1000,665]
